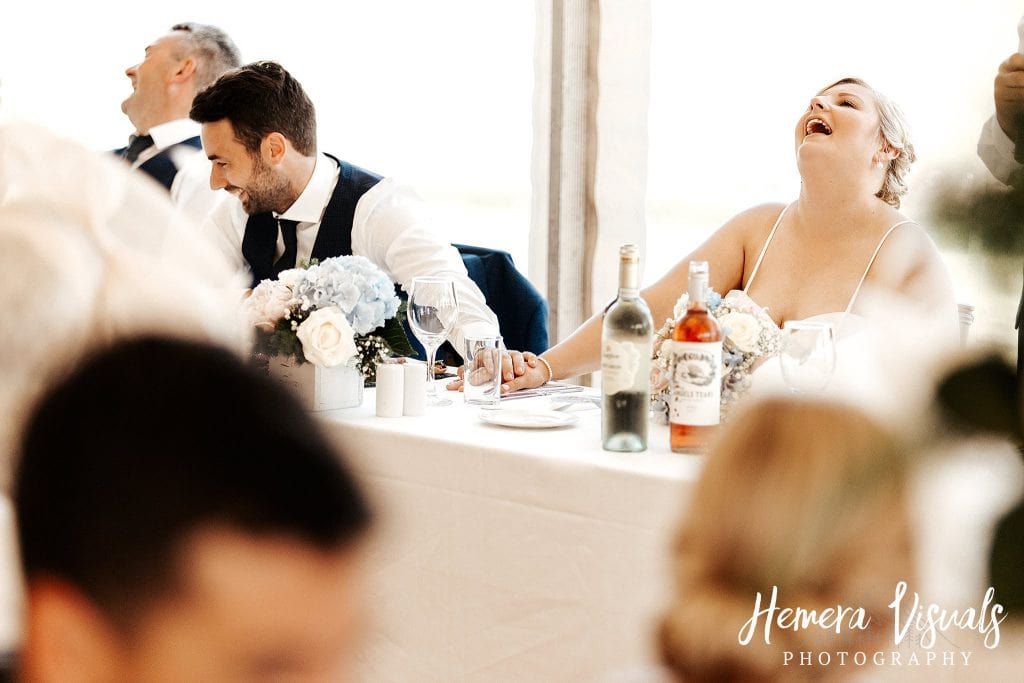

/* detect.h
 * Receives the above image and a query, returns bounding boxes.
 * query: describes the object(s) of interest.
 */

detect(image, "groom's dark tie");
[122,134,154,164]
[273,219,299,276]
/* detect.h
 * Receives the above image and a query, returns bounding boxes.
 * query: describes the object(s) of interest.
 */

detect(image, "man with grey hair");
[116,23,241,196]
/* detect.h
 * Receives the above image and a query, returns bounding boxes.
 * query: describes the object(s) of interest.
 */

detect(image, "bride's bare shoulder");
[725,202,788,229]
[873,215,956,308]
[716,202,789,254]
[876,214,945,266]
[719,202,788,240]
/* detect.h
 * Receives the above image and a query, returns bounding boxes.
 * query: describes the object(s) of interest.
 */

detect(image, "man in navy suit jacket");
[115,23,240,201]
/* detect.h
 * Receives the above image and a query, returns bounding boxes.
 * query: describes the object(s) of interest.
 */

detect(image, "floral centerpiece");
[242,255,414,384]
[651,289,781,421]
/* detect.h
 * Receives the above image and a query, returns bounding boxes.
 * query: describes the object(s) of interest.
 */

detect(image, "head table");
[320,382,702,682]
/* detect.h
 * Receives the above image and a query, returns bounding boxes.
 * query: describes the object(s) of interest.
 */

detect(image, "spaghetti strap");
[744,204,790,292]
[844,220,916,314]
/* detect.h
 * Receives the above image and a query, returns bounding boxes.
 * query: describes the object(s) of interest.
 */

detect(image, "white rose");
[295,306,358,367]
[672,293,690,320]
[277,268,307,291]
[717,311,761,353]
[243,280,294,331]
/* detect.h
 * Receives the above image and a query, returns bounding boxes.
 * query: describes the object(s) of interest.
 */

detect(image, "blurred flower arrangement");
[651,289,781,421]
[243,255,414,383]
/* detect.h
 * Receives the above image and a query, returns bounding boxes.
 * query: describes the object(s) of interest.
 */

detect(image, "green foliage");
[379,316,415,357]
[254,317,307,364]
[927,178,1024,256]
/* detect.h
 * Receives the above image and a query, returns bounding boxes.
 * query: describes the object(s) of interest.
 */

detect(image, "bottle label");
[601,338,642,395]
[666,341,721,426]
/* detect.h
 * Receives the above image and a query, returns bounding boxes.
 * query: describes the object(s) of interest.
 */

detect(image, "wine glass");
[407,276,459,406]
[778,321,836,394]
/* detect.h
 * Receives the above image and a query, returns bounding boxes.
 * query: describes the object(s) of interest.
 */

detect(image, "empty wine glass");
[778,321,836,394]
[407,276,459,406]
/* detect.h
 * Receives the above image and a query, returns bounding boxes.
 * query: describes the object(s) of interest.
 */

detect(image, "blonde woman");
[468,78,956,393]
[657,399,912,681]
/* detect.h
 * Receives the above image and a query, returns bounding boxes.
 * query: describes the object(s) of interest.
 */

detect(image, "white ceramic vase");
[268,356,364,411]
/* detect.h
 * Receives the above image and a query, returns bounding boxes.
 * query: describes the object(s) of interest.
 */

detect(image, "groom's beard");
[237,156,295,215]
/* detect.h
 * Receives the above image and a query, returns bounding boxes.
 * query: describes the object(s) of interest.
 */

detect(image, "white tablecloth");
[318,385,702,683]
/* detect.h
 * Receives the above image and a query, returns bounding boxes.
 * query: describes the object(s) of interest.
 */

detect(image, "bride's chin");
[794,148,836,177]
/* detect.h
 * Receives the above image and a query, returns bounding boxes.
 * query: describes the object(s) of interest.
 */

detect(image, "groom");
[190,61,498,356]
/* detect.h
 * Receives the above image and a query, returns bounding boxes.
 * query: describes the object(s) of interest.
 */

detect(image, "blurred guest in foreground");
[0,118,241,488]
[117,22,241,219]
[0,117,241,667]
[14,336,373,682]
[658,399,911,682]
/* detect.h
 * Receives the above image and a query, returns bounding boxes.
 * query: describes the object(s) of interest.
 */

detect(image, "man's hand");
[995,53,1024,140]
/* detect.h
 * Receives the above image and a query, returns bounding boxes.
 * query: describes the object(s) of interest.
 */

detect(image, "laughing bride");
[492,77,958,395]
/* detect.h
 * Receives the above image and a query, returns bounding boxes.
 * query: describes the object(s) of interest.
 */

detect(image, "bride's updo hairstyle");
[658,398,913,682]
[821,77,917,209]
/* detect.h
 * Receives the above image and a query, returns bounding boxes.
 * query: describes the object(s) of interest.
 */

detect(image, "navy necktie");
[122,134,154,164]
[273,219,300,275]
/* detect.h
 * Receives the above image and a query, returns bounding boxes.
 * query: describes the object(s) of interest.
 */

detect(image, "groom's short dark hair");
[191,60,317,156]
[14,335,371,627]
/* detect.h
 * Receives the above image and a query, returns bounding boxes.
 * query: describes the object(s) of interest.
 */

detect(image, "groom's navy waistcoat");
[242,156,383,288]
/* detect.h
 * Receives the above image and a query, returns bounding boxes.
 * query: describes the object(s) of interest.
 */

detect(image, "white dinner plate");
[478,408,580,429]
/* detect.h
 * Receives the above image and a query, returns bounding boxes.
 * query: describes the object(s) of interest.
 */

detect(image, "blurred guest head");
[658,398,911,682]
[190,61,317,214]
[0,119,242,493]
[122,23,241,135]
[15,336,372,682]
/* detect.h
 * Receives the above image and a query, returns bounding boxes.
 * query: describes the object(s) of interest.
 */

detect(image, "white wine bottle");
[601,244,653,452]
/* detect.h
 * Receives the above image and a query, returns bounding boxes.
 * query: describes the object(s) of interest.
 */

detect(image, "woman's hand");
[446,350,547,393]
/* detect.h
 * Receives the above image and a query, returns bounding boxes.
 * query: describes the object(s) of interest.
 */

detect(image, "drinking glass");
[463,335,504,405]
[407,276,459,406]
[778,321,836,394]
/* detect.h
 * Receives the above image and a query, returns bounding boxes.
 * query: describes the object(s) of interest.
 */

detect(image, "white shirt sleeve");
[978,114,1021,185]
[350,178,500,358]
[200,196,252,284]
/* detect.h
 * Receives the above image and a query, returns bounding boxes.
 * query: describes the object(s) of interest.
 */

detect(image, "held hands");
[995,53,1024,140]
[446,350,552,394]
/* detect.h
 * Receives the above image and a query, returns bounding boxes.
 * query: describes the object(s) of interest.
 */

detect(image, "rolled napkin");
[375,363,404,417]
[403,363,427,416]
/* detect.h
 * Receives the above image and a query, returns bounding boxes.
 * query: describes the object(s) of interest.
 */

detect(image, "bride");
[474,77,957,393]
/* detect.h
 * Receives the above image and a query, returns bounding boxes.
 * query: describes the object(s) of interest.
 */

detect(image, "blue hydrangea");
[706,288,722,311]
[723,349,744,367]
[292,255,399,334]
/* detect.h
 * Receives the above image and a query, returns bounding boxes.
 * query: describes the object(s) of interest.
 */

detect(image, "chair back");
[454,244,549,355]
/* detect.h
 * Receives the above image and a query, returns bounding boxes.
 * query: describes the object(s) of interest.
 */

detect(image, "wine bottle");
[601,244,653,452]
[668,261,722,453]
